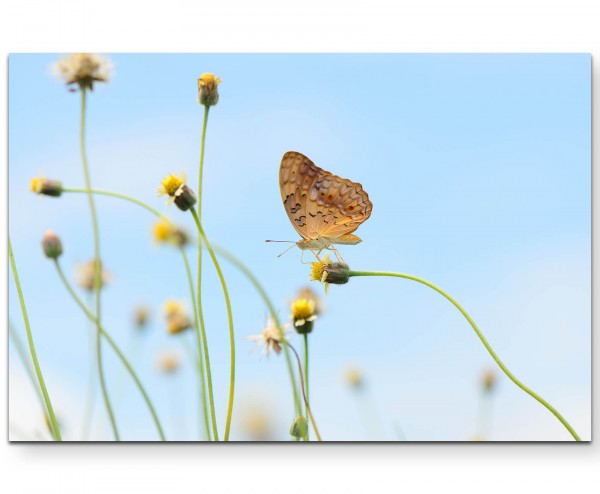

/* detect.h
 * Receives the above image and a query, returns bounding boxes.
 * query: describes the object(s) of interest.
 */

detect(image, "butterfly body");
[279,151,372,254]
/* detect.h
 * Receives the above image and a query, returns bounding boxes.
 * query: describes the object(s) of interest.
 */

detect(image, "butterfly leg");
[327,245,345,263]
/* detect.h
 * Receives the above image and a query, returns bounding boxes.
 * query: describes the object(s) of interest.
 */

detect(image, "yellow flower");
[345,367,364,389]
[152,220,189,247]
[156,350,180,374]
[309,253,350,291]
[157,172,197,211]
[163,299,186,318]
[197,73,221,106]
[53,53,112,91]
[296,287,323,315]
[246,318,289,357]
[310,253,332,283]
[163,300,192,335]
[30,176,63,196]
[291,298,318,334]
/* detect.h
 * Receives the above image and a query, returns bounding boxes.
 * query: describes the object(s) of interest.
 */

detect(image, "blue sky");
[8,54,591,441]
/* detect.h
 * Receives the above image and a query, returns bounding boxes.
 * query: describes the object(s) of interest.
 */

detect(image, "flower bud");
[290,416,308,440]
[323,262,351,285]
[41,230,63,259]
[173,185,197,212]
[197,73,221,106]
[134,306,150,330]
[31,177,63,197]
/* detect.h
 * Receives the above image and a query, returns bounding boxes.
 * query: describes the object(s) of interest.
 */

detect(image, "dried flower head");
[152,220,189,247]
[247,318,289,357]
[156,350,181,374]
[41,230,63,259]
[53,53,112,91]
[197,73,221,106]
[75,259,111,291]
[163,300,192,335]
[133,305,150,330]
[291,298,318,334]
[30,177,63,197]
[157,172,196,211]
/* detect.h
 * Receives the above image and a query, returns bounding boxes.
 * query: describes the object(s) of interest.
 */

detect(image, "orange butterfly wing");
[279,151,372,242]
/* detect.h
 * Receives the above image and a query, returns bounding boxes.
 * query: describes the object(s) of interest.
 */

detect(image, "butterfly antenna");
[276,243,297,258]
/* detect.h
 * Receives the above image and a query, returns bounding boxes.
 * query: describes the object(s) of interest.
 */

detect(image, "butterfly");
[278,151,372,257]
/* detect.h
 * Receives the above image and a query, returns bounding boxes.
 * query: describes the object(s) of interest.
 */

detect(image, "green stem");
[61,187,301,419]
[303,334,310,441]
[348,270,582,441]
[8,321,50,426]
[79,87,119,440]
[81,292,97,440]
[180,246,212,441]
[190,207,235,441]
[283,342,322,441]
[8,238,61,441]
[54,260,166,441]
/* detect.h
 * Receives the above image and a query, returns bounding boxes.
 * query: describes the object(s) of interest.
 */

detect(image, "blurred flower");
[133,305,150,330]
[289,416,308,440]
[53,53,112,91]
[152,220,189,247]
[240,408,273,441]
[156,350,181,374]
[291,298,317,334]
[247,318,289,357]
[482,369,496,393]
[344,367,364,390]
[296,286,324,315]
[157,172,196,211]
[163,300,192,335]
[41,230,63,259]
[197,73,221,106]
[75,259,111,291]
[30,177,63,197]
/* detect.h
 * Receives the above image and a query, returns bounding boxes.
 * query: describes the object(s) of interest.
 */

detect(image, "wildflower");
[291,298,318,334]
[240,408,273,441]
[41,230,63,259]
[296,286,324,315]
[310,253,350,292]
[75,259,111,291]
[156,350,180,374]
[30,177,63,197]
[157,172,197,211]
[482,369,496,393]
[152,220,189,247]
[345,367,364,390]
[246,318,289,357]
[197,73,221,106]
[289,416,308,440]
[133,305,150,330]
[163,300,192,335]
[53,53,112,91]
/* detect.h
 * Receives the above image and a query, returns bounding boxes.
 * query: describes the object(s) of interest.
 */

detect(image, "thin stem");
[283,342,322,441]
[54,260,166,441]
[180,246,212,441]
[61,188,301,419]
[8,238,61,441]
[81,292,97,440]
[190,207,235,441]
[8,321,50,425]
[303,334,310,441]
[349,270,582,441]
[79,87,119,440]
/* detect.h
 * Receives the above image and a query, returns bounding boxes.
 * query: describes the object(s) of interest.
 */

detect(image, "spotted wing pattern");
[279,151,372,242]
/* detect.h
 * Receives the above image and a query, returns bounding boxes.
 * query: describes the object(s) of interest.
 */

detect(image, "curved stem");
[283,342,322,441]
[8,238,61,441]
[61,188,301,419]
[81,292,97,440]
[190,207,235,441]
[349,270,581,441]
[180,246,212,441]
[79,88,119,440]
[54,260,166,441]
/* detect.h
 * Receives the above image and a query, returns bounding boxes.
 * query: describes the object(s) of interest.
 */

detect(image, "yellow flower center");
[30,177,43,193]
[291,299,315,319]
[161,174,184,196]
[198,73,221,88]
[153,221,173,243]
[163,300,185,317]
